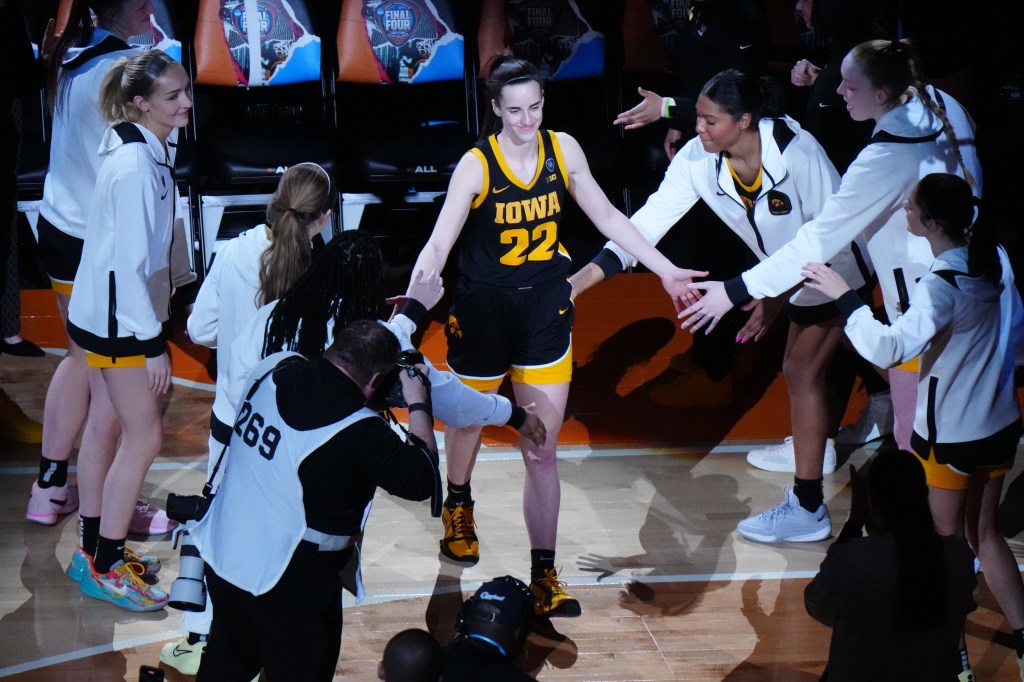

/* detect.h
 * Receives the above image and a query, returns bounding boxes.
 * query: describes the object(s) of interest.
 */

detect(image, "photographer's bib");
[191,352,377,595]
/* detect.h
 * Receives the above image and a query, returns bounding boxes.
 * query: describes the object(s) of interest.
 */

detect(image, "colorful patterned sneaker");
[26,481,79,525]
[79,559,168,612]
[440,502,479,564]
[737,488,832,543]
[530,567,582,618]
[160,636,206,676]
[68,545,161,582]
[129,499,177,535]
[746,436,836,475]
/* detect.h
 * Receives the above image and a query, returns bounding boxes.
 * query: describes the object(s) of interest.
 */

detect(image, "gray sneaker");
[836,391,893,446]
[737,488,831,543]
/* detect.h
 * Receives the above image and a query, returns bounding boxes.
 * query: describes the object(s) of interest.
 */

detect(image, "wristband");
[407,402,431,415]
[662,96,676,119]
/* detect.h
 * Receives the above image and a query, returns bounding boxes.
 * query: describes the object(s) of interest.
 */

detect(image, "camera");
[383,349,429,408]
[167,529,207,612]
[166,492,212,524]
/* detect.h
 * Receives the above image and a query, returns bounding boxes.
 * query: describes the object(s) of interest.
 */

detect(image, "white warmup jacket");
[67,122,176,359]
[226,303,516,429]
[41,31,139,238]
[598,116,873,307]
[187,225,273,426]
[838,246,1024,450]
[735,87,981,321]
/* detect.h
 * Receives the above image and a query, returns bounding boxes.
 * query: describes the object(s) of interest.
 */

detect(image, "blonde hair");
[849,39,976,190]
[258,164,338,305]
[98,49,184,124]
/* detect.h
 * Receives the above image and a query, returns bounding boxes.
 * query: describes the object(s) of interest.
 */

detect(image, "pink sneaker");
[129,499,178,535]
[26,481,79,525]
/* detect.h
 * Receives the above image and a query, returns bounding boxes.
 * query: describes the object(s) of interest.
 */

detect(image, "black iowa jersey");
[457,130,571,288]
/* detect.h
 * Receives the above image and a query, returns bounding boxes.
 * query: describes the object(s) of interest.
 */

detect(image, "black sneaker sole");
[439,541,479,565]
[537,598,581,618]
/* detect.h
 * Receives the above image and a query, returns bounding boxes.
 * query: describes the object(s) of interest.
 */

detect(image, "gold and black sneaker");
[530,567,581,617]
[440,502,479,564]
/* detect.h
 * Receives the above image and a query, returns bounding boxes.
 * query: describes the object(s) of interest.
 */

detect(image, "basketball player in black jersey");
[411,52,705,616]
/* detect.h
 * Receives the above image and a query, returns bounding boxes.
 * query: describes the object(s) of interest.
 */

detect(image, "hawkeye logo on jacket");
[766,189,792,215]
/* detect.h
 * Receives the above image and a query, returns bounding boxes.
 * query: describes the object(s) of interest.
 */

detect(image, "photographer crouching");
[188,320,440,681]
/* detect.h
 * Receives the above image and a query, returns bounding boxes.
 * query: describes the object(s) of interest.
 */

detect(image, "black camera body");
[381,349,429,409]
[166,492,212,524]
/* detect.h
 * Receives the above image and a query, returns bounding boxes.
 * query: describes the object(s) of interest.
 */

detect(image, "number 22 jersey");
[457,130,571,288]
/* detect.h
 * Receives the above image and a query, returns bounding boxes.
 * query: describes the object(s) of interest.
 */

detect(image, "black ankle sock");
[1014,629,1024,658]
[959,647,971,671]
[93,535,126,574]
[793,477,824,512]
[445,479,472,507]
[186,632,208,646]
[79,516,100,557]
[530,549,555,583]
[38,457,69,489]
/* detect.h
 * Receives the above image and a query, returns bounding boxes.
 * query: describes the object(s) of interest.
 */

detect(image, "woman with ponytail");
[572,68,871,543]
[65,49,191,612]
[680,39,981,539]
[168,162,335,670]
[804,450,977,680]
[803,173,1024,680]
[27,0,170,533]
[412,52,699,616]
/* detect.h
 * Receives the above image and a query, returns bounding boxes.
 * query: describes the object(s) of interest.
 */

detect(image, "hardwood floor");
[2,281,1023,681]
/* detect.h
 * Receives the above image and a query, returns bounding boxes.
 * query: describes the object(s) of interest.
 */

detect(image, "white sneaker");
[835,391,894,446]
[737,488,831,543]
[746,436,836,475]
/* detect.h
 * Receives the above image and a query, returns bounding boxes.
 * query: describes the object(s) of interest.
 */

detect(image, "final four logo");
[373,1,420,45]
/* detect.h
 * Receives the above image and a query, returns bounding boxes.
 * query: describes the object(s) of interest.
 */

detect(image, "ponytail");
[700,69,783,124]
[913,173,998,283]
[479,50,544,140]
[258,163,337,305]
[98,50,182,124]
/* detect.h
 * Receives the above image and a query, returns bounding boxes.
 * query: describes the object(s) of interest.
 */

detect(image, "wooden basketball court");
[2,277,1023,680]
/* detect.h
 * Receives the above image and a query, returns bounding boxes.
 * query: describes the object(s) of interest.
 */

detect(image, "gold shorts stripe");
[511,343,572,385]
[895,356,920,372]
[914,449,1010,491]
[50,278,74,297]
[86,352,146,369]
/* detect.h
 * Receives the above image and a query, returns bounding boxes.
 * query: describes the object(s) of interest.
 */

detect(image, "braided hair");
[849,39,977,191]
[261,230,386,359]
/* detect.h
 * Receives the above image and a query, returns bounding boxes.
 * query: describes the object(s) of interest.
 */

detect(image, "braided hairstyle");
[261,230,386,359]
[912,173,997,283]
[258,163,338,306]
[849,39,977,191]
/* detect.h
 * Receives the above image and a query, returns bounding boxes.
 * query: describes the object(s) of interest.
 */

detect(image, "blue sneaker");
[68,545,161,582]
[80,560,168,612]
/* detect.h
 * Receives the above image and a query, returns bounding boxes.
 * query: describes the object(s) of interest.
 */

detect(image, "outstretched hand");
[801,262,851,301]
[387,269,444,317]
[678,280,735,334]
[613,87,664,130]
[660,268,710,314]
[517,407,547,447]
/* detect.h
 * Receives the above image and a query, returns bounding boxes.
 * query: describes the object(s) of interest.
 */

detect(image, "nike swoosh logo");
[492,186,510,194]
[739,44,752,50]
[817,103,832,108]
[49,497,68,505]
[172,645,193,657]
[559,307,570,315]
[105,582,131,598]
[816,512,828,522]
